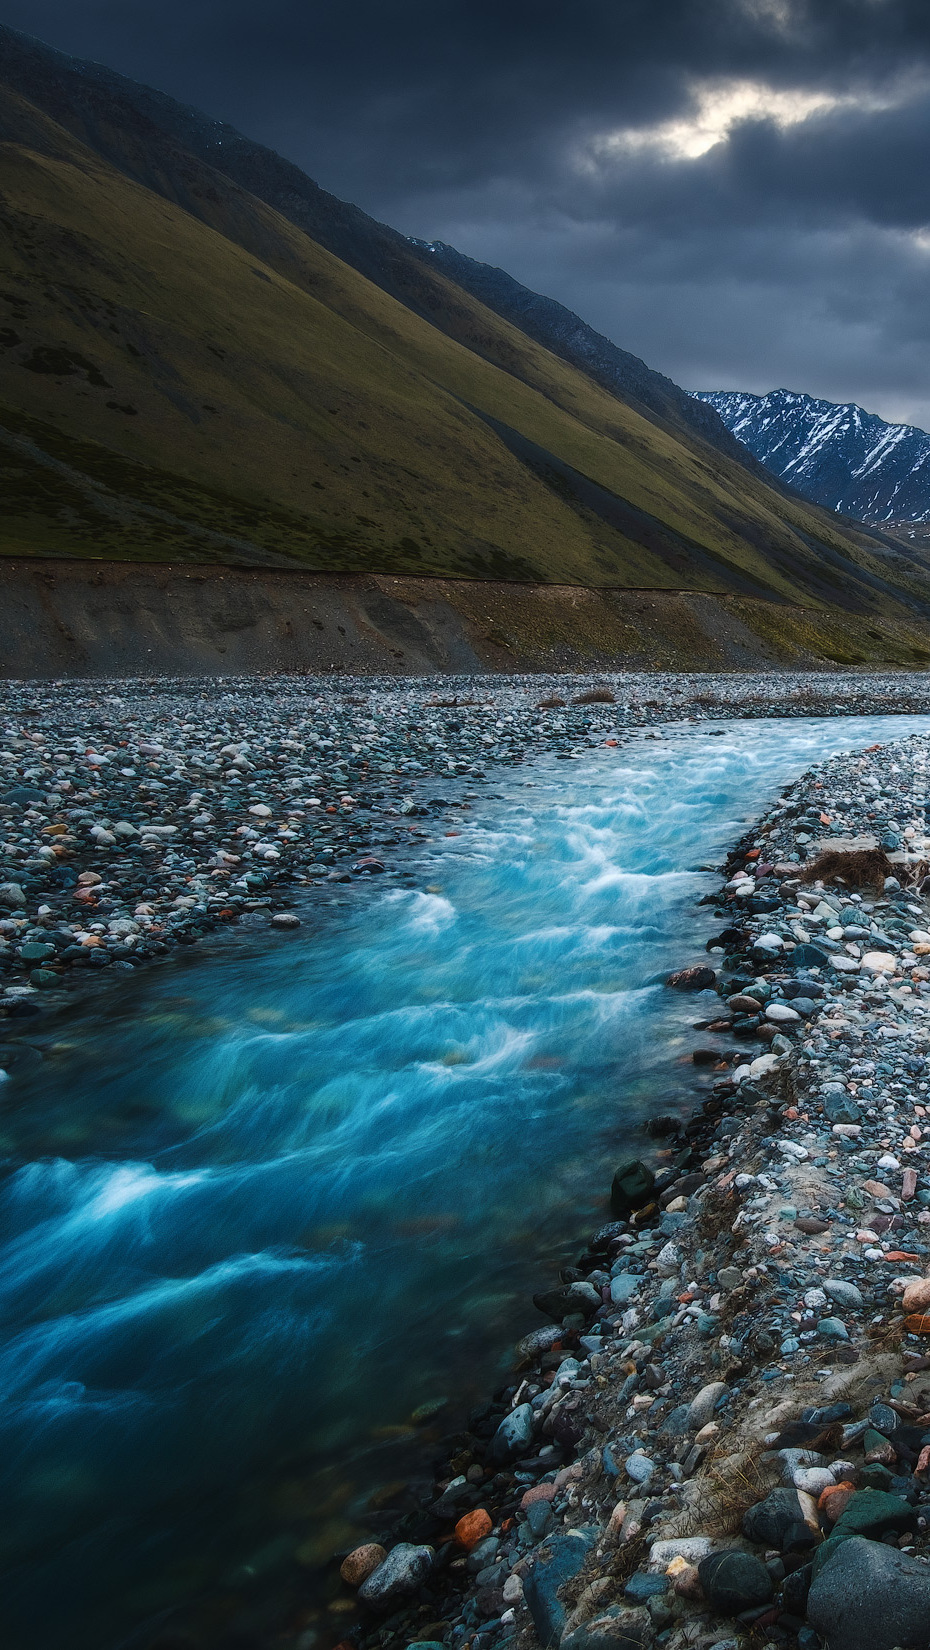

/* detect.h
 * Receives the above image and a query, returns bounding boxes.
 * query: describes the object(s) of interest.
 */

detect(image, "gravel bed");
[3,670,930,1017]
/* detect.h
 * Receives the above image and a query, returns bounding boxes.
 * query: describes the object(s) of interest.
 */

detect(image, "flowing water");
[2,713,928,1649]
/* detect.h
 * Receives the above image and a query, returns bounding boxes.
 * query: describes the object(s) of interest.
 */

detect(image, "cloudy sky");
[5,0,930,425]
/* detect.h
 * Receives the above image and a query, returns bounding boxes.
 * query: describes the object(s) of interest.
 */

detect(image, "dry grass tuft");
[867,1314,908,1351]
[572,686,616,705]
[690,1450,775,1537]
[802,847,894,889]
[697,1185,738,1242]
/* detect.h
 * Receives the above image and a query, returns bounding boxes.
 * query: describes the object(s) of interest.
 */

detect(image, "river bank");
[331,727,930,1650]
[5,670,930,1018]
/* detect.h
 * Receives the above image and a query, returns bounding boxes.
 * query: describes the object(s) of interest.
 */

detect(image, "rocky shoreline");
[4,669,930,1022]
[330,724,930,1650]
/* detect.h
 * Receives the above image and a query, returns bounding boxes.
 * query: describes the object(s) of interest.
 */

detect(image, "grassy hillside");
[3,76,930,621]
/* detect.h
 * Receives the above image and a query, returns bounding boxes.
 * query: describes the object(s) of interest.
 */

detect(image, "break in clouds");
[7,0,930,423]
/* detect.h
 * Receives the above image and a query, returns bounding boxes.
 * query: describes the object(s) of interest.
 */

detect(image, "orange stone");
[340,1544,387,1587]
[905,1313,930,1334]
[454,1508,492,1550]
[902,1278,930,1314]
[818,1482,856,1524]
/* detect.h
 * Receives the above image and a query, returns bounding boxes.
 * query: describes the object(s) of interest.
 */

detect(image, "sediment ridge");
[332,728,930,1650]
[3,561,930,677]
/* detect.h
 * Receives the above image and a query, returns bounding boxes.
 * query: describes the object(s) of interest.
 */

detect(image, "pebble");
[340,1543,387,1586]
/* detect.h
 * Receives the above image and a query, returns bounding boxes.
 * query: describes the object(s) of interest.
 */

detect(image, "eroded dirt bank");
[2,559,930,676]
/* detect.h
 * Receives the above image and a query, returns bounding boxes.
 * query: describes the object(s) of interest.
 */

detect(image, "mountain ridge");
[696,387,930,525]
[0,21,750,467]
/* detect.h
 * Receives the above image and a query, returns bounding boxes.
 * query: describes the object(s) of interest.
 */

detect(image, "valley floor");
[4,670,930,1007]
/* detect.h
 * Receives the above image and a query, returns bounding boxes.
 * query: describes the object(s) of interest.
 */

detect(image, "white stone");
[648,1536,713,1569]
[794,1467,835,1496]
[861,951,898,974]
[748,1053,780,1078]
[766,1002,801,1023]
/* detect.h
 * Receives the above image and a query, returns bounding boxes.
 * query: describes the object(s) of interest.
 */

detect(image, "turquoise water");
[1,713,928,1648]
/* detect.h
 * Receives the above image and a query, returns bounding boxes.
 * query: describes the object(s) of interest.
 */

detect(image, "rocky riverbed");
[7,673,930,1650]
[4,670,930,1017]
[328,722,930,1650]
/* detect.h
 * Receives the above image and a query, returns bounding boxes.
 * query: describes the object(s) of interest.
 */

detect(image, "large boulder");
[610,1160,655,1219]
[807,1534,930,1650]
[524,1529,598,1646]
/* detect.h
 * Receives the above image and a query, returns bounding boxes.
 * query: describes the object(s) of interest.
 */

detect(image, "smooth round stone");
[824,1279,864,1311]
[488,1402,534,1464]
[902,1276,930,1313]
[625,1451,656,1484]
[357,1542,434,1606]
[454,1509,492,1550]
[270,912,301,929]
[766,1002,801,1022]
[698,1550,773,1614]
[817,1317,849,1341]
[340,1543,387,1586]
[794,1467,835,1496]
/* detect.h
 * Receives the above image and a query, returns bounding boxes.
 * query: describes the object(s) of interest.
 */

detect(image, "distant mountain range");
[4,21,930,662]
[695,388,930,526]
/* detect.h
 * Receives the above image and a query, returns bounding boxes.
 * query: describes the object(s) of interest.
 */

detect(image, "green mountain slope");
[2,48,930,625]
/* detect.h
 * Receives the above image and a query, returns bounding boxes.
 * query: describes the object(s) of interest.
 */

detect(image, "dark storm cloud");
[5,0,930,421]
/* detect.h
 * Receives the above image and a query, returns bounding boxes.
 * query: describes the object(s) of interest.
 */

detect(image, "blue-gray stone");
[807,1535,930,1650]
[624,1571,669,1602]
[489,1402,535,1465]
[523,1529,598,1647]
[609,1273,641,1306]
[698,1550,773,1614]
[560,1605,653,1650]
[824,1279,863,1311]
[526,1499,553,1540]
[358,1542,434,1607]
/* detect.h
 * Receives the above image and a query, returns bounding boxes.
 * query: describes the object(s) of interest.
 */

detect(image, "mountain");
[3,22,930,652]
[0,21,748,470]
[695,388,930,526]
